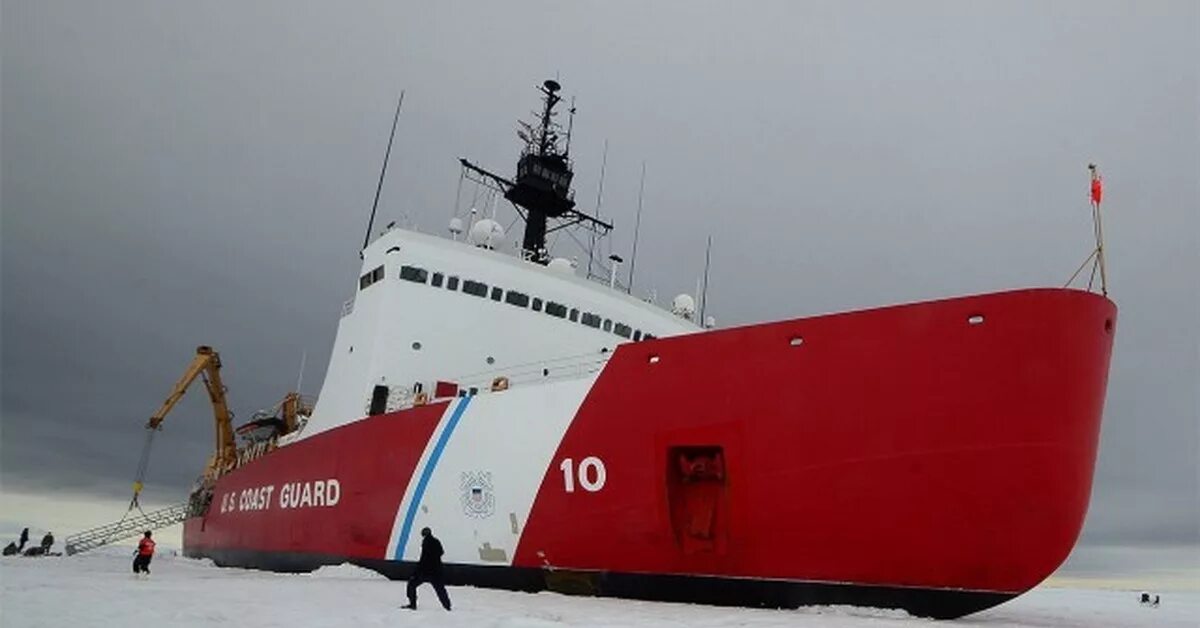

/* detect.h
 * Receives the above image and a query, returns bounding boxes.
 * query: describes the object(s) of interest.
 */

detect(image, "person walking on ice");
[133,531,155,576]
[402,527,451,611]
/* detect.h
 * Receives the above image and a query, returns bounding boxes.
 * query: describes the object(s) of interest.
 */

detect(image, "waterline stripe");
[394,395,472,560]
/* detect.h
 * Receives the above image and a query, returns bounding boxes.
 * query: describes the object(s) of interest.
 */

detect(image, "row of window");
[397,264,657,343]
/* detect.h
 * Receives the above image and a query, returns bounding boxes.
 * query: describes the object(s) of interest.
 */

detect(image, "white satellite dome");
[546,257,575,275]
[671,294,696,319]
[448,217,464,236]
[468,218,505,249]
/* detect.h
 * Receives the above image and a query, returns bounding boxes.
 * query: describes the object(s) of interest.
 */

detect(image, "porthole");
[486,356,495,365]
[789,337,804,346]
[648,355,661,364]
[412,341,422,350]
[968,315,985,325]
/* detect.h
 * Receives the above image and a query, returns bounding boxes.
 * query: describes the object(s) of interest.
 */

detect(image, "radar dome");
[448,217,464,235]
[671,294,696,319]
[468,219,505,249]
[547,257,575,275]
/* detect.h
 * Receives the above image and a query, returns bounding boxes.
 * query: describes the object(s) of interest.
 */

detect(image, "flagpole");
[1089,164,1108,296]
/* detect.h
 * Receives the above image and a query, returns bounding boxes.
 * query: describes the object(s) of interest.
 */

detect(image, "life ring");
[414,391,429,406]
[491,376,510,392]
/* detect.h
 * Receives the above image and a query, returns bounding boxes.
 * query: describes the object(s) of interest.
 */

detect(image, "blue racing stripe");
[394,395,472,560]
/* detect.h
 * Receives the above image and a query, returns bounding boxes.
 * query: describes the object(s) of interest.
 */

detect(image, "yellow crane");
[66,345,310,555]
[131,345,236,506]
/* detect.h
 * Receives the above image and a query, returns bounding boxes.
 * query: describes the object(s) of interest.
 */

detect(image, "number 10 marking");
[560,456,606,493]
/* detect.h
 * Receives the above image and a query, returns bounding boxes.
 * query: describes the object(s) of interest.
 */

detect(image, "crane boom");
[144,346,237,479]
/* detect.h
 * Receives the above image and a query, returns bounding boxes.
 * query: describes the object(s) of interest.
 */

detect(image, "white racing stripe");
[384,375,598,565]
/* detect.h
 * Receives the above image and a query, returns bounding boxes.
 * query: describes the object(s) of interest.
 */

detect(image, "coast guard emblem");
[460,471,496,518]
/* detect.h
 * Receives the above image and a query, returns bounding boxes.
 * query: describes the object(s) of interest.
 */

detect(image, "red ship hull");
[184,288,1115,618]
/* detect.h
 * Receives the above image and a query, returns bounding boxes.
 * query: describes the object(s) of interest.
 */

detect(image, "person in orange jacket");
[133,531,155,575]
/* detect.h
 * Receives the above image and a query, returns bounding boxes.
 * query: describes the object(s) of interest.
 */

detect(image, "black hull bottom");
[185,547,1015,620]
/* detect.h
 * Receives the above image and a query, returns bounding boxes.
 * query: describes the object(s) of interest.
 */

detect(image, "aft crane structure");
[130,345,236,508]
[67,346,235,555]
[67,345,313,555]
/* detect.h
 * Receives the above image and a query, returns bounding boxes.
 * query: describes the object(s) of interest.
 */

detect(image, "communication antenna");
[362,89,405,253]
[587,140,609,280]
[564,97,577,157]
[295,350,307,393]
[700,235,713,322]
[628,161,646,293]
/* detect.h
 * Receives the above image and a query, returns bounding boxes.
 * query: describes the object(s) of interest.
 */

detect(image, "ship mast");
[460,79,611,264]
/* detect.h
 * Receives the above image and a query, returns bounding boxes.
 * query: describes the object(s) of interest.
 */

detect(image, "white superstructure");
[302,226,699,438]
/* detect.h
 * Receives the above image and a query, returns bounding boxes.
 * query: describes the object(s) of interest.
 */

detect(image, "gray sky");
[2,0,1197,553]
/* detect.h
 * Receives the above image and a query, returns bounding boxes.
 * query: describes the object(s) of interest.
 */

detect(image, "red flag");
[1090,172,1103,205]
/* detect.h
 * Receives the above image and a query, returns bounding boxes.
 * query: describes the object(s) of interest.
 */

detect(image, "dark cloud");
[2,1,1196,546]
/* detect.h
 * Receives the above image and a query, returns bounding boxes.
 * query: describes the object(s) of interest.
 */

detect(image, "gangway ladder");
[64,502,190,556]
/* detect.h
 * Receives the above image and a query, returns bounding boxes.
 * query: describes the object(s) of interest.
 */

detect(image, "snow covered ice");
[2,548,1196,627]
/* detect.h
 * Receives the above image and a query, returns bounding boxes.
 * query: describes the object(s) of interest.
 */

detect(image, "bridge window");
[359,265,384,290]
[446,276,459,291]
[491,287,503,301]
[532,298,543,312]
[603,319,612,332]
[462,280,488,297]
[614,323,632,339]
[581,312,601,328]
[545,301,568,318]
[633,330,642,341]
[569,308,579,322]
[505,291,530,308]
[399,265,428,284]
[644,333,657,341]
[431,272,444,288]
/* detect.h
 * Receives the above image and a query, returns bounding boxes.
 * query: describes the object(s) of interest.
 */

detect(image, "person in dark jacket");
[402,527,451,611]
[18,528,29,552]
[40,532,53,552]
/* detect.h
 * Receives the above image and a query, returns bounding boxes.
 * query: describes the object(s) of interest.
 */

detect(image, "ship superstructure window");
[359,265,384,290]
[387,264,665,342]
[462,280,488,297]
[399,265,429,284]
